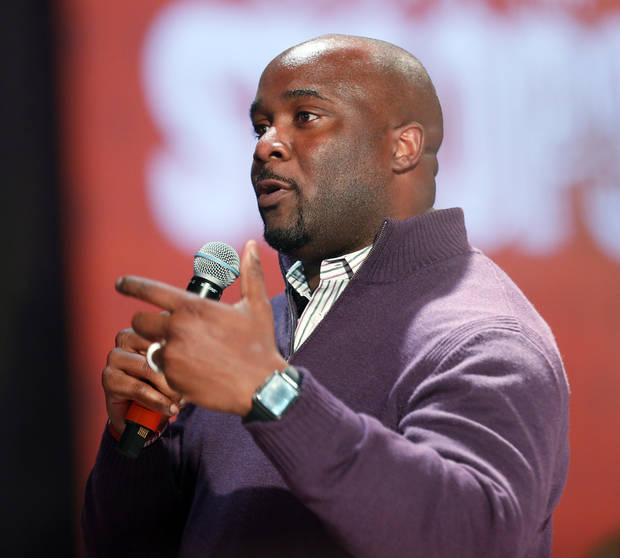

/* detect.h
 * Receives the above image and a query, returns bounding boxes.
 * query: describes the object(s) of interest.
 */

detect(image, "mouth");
[255,178,294,208]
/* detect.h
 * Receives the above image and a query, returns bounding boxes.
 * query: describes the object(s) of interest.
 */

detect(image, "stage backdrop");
[57,0,620,556]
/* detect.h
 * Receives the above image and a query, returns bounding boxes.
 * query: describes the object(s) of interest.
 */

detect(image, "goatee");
[263,208,310,254]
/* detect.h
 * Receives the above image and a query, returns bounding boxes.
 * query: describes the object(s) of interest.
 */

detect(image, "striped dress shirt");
[286,245,373,352]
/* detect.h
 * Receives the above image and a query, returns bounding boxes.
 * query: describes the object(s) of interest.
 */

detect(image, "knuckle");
[181,298,203,318]
[115,328,133,347]
[101,366,122,394]
[106,347,122,366]
[140,353,153,373]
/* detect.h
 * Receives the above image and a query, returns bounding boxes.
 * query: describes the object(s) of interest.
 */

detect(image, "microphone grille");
[193,242,240,289]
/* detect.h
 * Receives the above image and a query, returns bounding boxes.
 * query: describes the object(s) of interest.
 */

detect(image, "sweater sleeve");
[81,416,189,557]
[245,326,570,558]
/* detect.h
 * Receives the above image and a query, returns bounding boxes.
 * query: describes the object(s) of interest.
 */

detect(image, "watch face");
[256,373,298,418]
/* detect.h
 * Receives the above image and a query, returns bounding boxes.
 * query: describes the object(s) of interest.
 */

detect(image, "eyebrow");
[250,88,332,119]
[284,88,330,101]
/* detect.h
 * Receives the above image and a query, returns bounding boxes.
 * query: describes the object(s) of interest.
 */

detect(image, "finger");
[115,328,152,354]
[108,348,163,395]
[106,348,181,401]
[131,311,169,341]
[103,365,178,417]
[116,275,187,312]
[239,240,269,304]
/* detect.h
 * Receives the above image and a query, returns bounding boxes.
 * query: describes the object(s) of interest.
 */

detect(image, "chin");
[262,208,309,255]
[263,225,309,255]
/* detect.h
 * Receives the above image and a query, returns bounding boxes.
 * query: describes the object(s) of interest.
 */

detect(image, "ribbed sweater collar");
[278,207,471,284]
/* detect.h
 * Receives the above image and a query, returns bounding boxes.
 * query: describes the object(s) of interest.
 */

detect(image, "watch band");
[244,365,301,422]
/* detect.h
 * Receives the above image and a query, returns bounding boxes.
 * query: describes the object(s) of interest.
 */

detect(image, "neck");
[301,260,321,292]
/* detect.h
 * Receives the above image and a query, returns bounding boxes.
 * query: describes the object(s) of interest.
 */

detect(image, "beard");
[262,205,310,254]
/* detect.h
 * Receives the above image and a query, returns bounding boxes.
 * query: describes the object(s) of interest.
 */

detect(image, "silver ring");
[146,341,164,372]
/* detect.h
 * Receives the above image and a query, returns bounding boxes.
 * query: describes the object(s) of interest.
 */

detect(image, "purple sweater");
[83,208,570,558]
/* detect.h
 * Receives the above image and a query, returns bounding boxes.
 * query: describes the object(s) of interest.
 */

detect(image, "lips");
[255,178,294,208]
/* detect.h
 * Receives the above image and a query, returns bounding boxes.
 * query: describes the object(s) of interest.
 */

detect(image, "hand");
[115,240,288,416]
[102,327,185,435]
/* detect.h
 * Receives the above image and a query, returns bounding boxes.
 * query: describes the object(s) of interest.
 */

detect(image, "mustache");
[255,168,300,191]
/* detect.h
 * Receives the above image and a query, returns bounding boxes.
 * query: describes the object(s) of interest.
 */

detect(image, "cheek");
[315,142,370,187]
[310,134,357,172]
[296,136,328,172]
[293,141,332,200]
[296,129,385,200]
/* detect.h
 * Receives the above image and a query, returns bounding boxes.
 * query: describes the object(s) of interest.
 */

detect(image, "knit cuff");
[244,368,363,484]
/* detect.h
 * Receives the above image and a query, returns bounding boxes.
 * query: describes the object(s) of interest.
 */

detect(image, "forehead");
[252,48,379,111]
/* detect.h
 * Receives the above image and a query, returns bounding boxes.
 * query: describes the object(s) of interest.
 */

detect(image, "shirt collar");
[286,245,373,300]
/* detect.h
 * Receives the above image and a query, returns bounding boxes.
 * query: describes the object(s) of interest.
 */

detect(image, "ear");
[392,123,424,173]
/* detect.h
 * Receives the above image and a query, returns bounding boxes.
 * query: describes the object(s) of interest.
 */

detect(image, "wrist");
[243,365,302,422]
[239,355,288,416]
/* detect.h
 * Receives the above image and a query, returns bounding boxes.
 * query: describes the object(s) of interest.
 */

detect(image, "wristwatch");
[244,365,301,422]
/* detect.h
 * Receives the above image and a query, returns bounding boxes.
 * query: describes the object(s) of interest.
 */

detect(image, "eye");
[253,123,268,139]
[295,111,318,124]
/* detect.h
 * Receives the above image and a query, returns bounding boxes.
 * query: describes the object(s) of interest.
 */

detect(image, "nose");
[253,126,291,163]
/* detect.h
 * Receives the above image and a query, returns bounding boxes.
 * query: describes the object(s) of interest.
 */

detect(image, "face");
[250,49,392,263]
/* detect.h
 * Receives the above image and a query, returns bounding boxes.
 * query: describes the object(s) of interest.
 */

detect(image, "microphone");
[116,241,240,459]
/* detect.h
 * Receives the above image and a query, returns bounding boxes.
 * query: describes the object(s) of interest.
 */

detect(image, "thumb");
[239,240,268,304]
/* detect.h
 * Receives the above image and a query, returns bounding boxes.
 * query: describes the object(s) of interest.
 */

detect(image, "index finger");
[116,275,188,311]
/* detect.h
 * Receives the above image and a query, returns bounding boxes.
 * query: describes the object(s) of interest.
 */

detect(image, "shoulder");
[388,251,568,400]
[405,249,557,352]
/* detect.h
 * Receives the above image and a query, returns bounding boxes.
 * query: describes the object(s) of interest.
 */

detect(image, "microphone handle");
[115,276,223,458]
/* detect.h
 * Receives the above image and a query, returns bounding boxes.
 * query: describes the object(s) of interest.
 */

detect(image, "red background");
[56,1,620,555]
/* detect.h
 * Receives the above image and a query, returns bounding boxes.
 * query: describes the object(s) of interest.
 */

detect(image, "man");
[82,35,570,558]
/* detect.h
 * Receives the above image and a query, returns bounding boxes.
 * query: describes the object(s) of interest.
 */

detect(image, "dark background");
[1,2,75,556]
